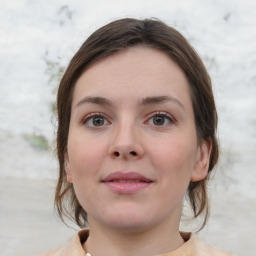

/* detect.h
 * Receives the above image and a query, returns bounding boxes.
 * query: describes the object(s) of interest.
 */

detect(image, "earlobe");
[191,139,212,182]
[67,173,73,183]
[64,152,73,183]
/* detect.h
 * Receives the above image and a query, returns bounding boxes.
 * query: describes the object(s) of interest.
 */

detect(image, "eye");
[82,113,110,127]
[146,112,174,126]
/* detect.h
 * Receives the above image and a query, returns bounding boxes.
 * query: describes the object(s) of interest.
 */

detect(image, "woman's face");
[66,46,211,233]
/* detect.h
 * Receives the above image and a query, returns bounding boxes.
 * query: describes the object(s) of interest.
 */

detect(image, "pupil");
[153,116,164,125]
[93,117,104,126]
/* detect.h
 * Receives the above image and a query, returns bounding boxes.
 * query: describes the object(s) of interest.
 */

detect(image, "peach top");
[37,229,232,256]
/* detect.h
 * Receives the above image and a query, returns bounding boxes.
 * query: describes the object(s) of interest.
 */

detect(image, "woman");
[39,18,232,255]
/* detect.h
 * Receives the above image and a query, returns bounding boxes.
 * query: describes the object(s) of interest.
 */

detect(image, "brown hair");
[55,18,218,230]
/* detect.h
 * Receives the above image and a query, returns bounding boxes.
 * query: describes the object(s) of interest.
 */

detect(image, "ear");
[64,152,73,183]
[191,138,212,182]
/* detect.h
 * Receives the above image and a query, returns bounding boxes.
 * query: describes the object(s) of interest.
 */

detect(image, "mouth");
[101,171,153,194]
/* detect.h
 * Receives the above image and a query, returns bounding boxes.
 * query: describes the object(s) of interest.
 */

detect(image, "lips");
[101,171,153,194]
[102,171,153,183]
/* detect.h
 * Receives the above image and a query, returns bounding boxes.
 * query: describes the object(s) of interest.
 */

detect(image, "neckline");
[78,229,192,255]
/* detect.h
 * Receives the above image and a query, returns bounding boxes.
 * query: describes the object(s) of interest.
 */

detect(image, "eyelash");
[81,113,111,128]
[81,111,175,128]
[145,111,175,126]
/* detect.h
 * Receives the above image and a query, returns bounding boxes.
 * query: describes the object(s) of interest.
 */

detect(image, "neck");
[83,216,184,256]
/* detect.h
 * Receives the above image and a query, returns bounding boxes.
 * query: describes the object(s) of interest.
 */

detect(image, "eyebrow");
[75,95,184,110]
[140,96,184,109]
[76,96,112,108]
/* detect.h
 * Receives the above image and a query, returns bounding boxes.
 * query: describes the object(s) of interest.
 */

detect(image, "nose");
[108,122,144,160]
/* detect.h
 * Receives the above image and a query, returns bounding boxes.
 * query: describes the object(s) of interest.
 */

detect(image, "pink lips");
[101,171,153,194]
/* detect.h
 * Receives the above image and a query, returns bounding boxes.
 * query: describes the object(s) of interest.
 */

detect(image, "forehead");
[72,46,191,107]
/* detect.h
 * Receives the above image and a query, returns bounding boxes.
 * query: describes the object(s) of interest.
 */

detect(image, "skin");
[65,46,212,256]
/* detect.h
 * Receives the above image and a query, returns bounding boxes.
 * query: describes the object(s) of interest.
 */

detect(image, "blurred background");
[0,0,255,255]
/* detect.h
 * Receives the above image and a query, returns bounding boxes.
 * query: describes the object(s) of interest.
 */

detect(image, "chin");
[99,208,155,233]
[107,220,151,233]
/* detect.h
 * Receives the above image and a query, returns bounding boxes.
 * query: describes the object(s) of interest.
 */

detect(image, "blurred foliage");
[58,5,74,26]
[44,53,66,116]
[44,57,65,87]
[23,134,49,150]
[204,55,219,72]
[224,12,231,21]
[43,4,74,115]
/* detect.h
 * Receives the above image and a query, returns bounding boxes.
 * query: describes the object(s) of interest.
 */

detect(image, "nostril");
[130,151,137,156]
[114,151,120,157]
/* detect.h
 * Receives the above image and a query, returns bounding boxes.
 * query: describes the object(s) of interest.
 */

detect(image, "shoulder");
[36,229,89,256]
[191,234,233,256]
[164,232,233,256]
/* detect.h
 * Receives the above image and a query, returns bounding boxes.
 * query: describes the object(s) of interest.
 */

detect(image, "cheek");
[67,135,106,205]
[67,134,108,179]
[150,136,197,180]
